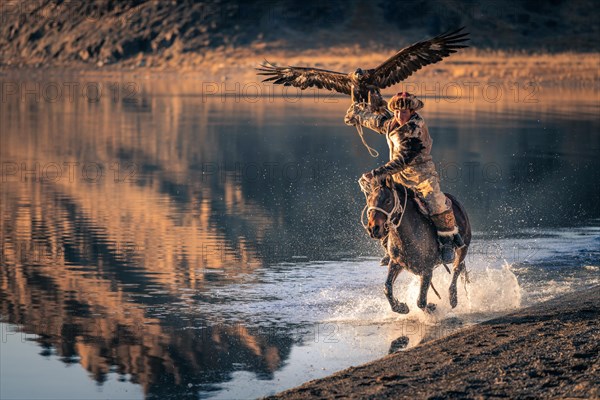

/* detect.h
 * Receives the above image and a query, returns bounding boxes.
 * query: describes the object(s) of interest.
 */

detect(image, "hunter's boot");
[380,236,390,266]
[431,209,459,264]
[453,231,465,248]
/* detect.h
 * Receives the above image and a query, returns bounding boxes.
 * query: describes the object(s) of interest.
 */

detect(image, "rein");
[361,182,408,233]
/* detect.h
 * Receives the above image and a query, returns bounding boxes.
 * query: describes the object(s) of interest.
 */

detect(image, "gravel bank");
[268,286,599,399]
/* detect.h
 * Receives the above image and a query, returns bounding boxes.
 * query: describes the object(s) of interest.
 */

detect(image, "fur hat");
[388,92,424,111]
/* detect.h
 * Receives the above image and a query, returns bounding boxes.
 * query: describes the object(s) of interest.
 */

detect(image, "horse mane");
[361,177,415,199]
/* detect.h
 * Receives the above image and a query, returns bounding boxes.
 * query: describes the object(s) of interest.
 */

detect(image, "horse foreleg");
[449,261,466,308]
[384,263,409,314]
[418,271,436,312]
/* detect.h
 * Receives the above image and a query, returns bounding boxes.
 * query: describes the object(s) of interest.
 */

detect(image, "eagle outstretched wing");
[256,61,352,95]
[370,27,470,88]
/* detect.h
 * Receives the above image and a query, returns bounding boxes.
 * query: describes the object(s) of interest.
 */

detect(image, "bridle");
[361,182,408,233]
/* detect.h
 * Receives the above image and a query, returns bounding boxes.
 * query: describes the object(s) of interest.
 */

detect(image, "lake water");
[1,75,599,399]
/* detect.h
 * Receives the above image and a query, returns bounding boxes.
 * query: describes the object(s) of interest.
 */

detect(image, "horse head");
[363,175,404,239]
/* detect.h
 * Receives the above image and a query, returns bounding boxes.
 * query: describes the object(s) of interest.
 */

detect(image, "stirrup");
[380,255,390,266]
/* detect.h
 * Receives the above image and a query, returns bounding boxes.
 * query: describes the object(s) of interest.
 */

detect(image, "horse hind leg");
[418,271,436,313]
[385,263,409,314]
[449,260,466,309]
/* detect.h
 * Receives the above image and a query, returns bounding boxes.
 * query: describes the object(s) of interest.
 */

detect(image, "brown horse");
[362,177,472,314]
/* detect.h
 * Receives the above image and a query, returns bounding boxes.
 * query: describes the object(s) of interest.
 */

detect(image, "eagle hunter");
[256,27,469,104]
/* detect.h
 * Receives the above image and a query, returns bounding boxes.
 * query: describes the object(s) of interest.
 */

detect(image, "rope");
[430,282,441,300]
[355,124,379,158]
[393,184,408,230]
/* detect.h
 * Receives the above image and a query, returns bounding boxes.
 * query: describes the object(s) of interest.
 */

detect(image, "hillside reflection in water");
[1,80,599,399]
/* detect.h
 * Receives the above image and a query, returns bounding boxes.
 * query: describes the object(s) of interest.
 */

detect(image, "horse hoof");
[449,291,458,308]
[392,302,409,314]
[389,336,409,353]
[425,303,437,313]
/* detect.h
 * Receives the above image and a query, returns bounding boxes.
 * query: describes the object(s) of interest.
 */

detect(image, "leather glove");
[344,102,373,126]
[344,103,360,126]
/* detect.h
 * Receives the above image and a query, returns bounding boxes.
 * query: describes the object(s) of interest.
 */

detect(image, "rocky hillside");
[1,0,598,69]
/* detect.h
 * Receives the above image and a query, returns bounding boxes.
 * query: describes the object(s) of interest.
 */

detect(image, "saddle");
[359,177,452,218]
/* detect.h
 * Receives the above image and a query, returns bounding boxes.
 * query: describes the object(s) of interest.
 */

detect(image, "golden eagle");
[257,27,469,105]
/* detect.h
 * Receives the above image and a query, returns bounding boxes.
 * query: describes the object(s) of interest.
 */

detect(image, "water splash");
[324,261,522,325]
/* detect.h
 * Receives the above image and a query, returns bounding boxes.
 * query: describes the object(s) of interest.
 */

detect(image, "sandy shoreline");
[1,50,598,90]
[267,286,599,399]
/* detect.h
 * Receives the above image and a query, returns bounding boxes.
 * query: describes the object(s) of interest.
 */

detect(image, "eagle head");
[352,68,365,82]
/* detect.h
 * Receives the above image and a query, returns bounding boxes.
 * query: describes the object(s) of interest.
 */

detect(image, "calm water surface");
[1,77,599,399]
